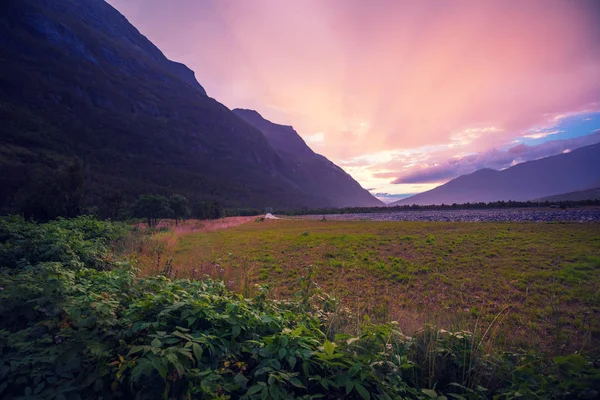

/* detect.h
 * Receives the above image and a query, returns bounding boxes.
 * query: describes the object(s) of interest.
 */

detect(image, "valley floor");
[136,218,600,354]
[298,207,600,222]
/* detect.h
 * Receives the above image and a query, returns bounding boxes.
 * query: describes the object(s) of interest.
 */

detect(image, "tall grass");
[127,218,260,297]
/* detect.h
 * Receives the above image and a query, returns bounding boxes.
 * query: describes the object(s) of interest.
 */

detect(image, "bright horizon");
[107,0,600,203]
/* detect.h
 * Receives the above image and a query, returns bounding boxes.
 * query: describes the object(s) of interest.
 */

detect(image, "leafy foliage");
[0,217,420,399]
[1,217,599,399]
[0,215,128,271]
[169,195,190,225]
[131,195,173,228]
[193,200,225,220]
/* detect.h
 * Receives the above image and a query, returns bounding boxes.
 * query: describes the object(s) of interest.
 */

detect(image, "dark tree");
[96,190,125,220]
[18,161,85,221]
[192,200,224,220]
[132,194,172,228]
[58,162,85,218]
[169,194,190,225]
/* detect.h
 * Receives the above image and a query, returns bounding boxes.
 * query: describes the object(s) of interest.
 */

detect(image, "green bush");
[0,266,420,399]
[0,217,422,399]
[0,215,128,271]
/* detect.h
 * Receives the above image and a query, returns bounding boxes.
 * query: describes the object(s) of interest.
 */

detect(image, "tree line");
[132,194,225,228]
[0,161,257,224]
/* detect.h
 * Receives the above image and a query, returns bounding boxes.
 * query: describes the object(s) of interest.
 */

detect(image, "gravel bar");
[298,208,600,223]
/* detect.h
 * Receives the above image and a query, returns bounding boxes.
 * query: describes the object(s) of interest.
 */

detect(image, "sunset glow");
[107,0,600,202]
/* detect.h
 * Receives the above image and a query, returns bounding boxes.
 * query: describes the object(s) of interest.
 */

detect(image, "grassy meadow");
[3,215,600,398]
[137,218,600,354]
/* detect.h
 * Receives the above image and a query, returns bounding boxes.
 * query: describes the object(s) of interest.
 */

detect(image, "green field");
[152,219,600,353]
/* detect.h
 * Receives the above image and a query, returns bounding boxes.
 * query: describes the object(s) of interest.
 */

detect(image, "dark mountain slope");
[536,187,600,202]
[233,109,383,207]
[0,0,341,212]
[390,142,600,205]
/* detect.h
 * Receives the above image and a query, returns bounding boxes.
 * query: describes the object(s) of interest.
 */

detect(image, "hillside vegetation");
[1,216,599,399]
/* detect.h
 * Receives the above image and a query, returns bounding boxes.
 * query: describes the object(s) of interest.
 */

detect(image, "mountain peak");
[233,108,264,119]
[233,108,296,132]
[19,0,207,95]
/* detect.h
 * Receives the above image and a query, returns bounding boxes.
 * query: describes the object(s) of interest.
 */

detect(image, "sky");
[107,0,600,203]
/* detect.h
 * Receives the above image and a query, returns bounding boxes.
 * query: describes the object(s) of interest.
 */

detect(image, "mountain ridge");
[233,109,383,207]
[535,187,600,202]
[390,142,600,206]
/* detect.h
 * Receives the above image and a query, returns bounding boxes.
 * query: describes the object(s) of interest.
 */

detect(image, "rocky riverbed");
[299,208,600,223]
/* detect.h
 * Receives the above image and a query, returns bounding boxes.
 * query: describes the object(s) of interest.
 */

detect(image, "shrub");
[0,217,422,399]
[0,215,128,271]
[0,265,422,399]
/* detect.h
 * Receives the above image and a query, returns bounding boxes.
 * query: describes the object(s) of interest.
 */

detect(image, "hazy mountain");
[233,109,383,207]
[535,187,600,202]
[0,0,373,211]
[390,142,600,206]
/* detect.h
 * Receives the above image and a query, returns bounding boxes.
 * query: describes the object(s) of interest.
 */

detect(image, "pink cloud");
[106,0,600,193]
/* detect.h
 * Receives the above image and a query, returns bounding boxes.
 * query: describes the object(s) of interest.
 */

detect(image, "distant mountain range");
[390,142,600,206]
[0,0,380,212]
[535,187,600,202]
